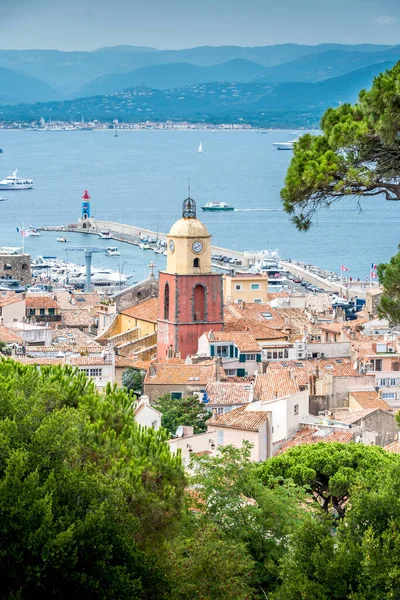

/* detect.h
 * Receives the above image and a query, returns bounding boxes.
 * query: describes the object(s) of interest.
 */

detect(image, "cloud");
[374,15,396,25]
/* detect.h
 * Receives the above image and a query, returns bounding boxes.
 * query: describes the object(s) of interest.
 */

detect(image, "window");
[48,308,55,316]
[193,257,200,268]
[225,369,236,376]
[294,404,299,415]
[193,284,206,321]
[266,349,289,360]
[254,298,262,304]
[382,393,396,399]
[235,284,242,291]
[246,353,256,361]
[216,345,230,358]
[217,430,224,445]
[261,312,272,320]
[251,283,260,290]
[90,368,102,377]
[217,407,224,415]
[29,308,35,316]
[40,308,45,316]
[164,282,170,320]
[171,391,182,400]
[372,359,383,371]
[3,264,12,271]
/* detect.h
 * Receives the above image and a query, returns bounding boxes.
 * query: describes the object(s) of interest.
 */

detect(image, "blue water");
[0,128,397,279]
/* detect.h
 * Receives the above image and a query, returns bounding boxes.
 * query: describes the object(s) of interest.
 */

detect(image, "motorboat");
[106,246,120,256]
[201,202,234,212]
[99,230,112,239]
[0,170,33,190]
[27,226,40,236]
[140,243,151,250]
[57,237,69,243]
[0,197,7,202]
[272,140,297,150]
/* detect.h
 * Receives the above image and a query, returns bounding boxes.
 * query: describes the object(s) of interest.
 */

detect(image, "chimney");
[140,394,150,405]
[70,293,76,305]
[209,330,215,341]
[215,356,221,382]
[289,368,294,380]
[240,300,246,310]
[185,355,193,365]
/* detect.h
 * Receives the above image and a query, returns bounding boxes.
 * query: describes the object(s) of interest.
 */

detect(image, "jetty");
[39,219,377,299]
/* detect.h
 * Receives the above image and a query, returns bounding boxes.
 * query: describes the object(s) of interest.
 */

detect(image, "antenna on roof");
[188,178,191,198]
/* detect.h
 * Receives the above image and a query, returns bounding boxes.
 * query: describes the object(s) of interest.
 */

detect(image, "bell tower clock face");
[192,241,204,254]
[169,240,175,253]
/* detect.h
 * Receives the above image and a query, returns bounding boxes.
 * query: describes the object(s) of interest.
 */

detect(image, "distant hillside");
[0,66,58,104]
[0,43,395,97]
[255,47,400,83]
[0,60,396,126]
[78,59,270,97]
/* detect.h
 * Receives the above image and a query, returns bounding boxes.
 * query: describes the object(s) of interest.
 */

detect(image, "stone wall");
[0,253,31,285]
[113,278,158,313]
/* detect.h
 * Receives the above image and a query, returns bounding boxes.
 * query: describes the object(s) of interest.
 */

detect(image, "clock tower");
[157,195,224,359]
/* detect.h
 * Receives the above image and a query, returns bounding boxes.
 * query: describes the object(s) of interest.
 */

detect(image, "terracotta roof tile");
[207,405,269,432]
[205,382,253,406]
[120,297,158,323]
[209,330,261,352]
[55,292,101,311]
[266,358,362,386]
[224,317,287,340]
[12,356,111,366]
[0,293,24,307]
[331,408,380,424]
[0,325,24,343]
[144,359,222,386]
[26,296,59,309]
[384,441,400,454]
[275,427,353,455]
[62,309,94,328]
[350,391,391,411]
[255,370,300,401]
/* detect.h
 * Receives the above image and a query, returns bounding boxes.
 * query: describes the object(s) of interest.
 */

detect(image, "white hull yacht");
[0,170,33,190]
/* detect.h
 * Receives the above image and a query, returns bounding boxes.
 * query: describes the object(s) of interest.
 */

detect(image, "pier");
[40,219,377,299]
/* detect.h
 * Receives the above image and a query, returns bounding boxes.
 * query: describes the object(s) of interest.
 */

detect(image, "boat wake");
[234,208,282,212]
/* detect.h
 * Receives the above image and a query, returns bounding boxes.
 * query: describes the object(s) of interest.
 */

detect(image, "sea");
[0,128,397,281]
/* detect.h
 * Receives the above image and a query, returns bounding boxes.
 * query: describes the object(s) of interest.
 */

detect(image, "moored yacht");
[272,140,296,150]
[106,246,120,256]
[0,170,33,190]
[99,230,112,239]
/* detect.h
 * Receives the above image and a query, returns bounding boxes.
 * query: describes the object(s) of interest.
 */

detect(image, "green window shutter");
[171,392,182,400]
[257,354,262,362]
[237,368,245,377]
[239,354,246,363]
[235,346,239,358]
[229,345,234,358]
[210,345,215,357]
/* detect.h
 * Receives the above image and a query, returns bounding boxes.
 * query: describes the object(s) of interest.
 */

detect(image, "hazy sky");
[2,0,400,50]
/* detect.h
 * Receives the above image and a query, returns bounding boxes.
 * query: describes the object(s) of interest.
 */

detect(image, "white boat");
[201,202,234,212]
[99,230,112,239]
[106,246,120,256]
[57,237,69,243]
[0,170,33,190]
[272,140,297,151]
[27,226,40,236]
[0,196,7,202]
[198,142,203,153]
[140,243,151,250]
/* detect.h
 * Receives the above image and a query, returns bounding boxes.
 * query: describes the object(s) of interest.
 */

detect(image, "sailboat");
[198,142,203,153]
[114,125,119,138]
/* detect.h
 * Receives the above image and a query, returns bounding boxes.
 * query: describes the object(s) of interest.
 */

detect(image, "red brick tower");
[157,196,223,359]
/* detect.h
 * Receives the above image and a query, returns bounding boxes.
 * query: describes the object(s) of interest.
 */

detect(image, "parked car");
[293,278,302,284]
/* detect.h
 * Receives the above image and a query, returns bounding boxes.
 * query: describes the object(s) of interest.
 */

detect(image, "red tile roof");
[255,370,300,401]
[384,441,400,454]
[26,296,59,309]
[144,359,223,386]
[209,330,261,352]
[120,297,158,323]
[0,325,24,343]
[205,382,253,406]
[0,293,24,308]
[207,405,269,432]
[275,427,353,455]
[350,391,391,411]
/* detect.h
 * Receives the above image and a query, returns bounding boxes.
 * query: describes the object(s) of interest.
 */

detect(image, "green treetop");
[153,393,211,435]
[281,61,400,231]
[0,360,185,599]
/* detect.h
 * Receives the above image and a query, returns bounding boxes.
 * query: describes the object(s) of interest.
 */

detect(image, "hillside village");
[0,198,398,462]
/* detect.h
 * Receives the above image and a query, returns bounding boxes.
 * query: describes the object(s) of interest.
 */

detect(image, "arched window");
[21,263,28,270]
[164,282,170,320]
[193,258,200,268]
[193,284,206,321]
